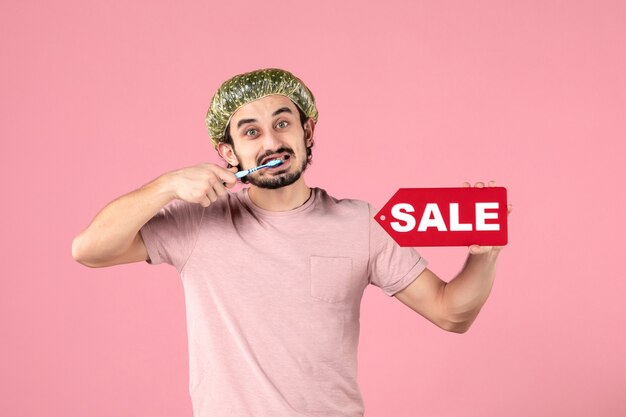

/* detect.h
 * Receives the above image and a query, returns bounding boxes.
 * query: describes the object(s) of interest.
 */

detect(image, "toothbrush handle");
[234,160,276,180]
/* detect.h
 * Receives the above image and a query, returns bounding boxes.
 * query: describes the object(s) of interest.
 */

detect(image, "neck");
[247,178,312,211]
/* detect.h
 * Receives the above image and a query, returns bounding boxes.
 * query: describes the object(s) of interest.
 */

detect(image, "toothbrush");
[235,158,284,179]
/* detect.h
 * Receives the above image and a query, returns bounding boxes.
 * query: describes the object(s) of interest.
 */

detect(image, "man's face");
[220,95,314,189]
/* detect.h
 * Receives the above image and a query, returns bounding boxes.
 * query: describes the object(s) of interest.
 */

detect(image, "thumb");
[222,166,239,188]
[469,244,491,255]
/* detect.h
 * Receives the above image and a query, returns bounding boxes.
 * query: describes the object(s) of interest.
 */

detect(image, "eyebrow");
[236,118,256,129]
[236,107,293,129]
[271,107,293,117]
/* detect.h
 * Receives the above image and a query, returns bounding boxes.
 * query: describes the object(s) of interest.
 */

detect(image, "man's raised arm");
[393,180,513,333]
[71,163,237,268]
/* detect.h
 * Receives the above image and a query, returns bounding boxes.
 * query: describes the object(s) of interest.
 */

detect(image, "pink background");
[2,1,625,416]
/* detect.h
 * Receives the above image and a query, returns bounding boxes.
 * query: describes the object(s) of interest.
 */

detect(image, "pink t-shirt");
[140,187,428,417]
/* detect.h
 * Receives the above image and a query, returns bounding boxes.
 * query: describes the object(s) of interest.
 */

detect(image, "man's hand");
[165,163,238,207]
[462,180,513,255]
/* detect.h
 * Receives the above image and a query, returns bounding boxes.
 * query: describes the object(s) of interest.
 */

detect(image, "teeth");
[264,155,287,164]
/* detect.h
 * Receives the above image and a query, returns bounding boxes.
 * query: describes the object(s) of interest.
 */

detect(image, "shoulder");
[312,187,373,216]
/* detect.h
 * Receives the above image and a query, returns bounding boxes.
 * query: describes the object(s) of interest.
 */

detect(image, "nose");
[261,129,280,151]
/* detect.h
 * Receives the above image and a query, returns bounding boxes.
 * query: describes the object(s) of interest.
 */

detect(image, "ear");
[303,118,315,147]
[217,142,239,166]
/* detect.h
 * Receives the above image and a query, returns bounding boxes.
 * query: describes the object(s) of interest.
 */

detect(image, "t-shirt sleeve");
[367,203,428,297]
[139,199,205,273]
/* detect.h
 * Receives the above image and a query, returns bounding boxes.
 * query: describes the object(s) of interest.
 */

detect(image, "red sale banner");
[374,187,508,247]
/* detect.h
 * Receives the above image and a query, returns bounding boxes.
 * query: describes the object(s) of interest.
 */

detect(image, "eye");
[245,128,258,137]
[276,120,289,128]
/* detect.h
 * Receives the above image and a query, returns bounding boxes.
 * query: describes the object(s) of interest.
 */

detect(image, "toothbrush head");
[264,158,284,167]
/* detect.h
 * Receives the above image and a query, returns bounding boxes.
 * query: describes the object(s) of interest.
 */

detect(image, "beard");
[249,163,306,189]
[235,135,311,190]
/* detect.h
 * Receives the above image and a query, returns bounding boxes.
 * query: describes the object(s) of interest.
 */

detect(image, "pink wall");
[2,0,625,416]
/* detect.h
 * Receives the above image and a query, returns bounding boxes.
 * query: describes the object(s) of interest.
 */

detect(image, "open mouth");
[261,153,291,165]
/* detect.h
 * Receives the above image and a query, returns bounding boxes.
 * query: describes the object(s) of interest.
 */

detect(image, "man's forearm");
[441,250,501,331]
[72,173,175,263]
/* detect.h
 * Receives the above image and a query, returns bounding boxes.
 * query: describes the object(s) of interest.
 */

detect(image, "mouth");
[261,153,291,166]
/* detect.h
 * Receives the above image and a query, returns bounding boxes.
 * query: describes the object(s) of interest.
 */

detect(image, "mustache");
[257,147,295,165]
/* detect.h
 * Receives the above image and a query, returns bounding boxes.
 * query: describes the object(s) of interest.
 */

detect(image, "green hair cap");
[205,68,318,147]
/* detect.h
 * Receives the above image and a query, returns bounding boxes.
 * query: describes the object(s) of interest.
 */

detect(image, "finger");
[222,180,238,189]
[200,195,211,208]
[218,168,238,188]
[474,181,485,188]
[507,203,513,215]
[223,178,238,189]
[469,244,491,255]
[205,186,218,203]
[488,180,496,187]
[213,180,228,198]
[462,181,471,188]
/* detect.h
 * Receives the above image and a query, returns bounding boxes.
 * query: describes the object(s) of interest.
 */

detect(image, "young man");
[72,68,511,417]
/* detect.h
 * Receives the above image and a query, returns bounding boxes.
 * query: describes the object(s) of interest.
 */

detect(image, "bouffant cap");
[205,68,318,147]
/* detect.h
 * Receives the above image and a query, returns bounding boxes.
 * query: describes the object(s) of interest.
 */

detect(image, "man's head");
[205,68,318,188]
